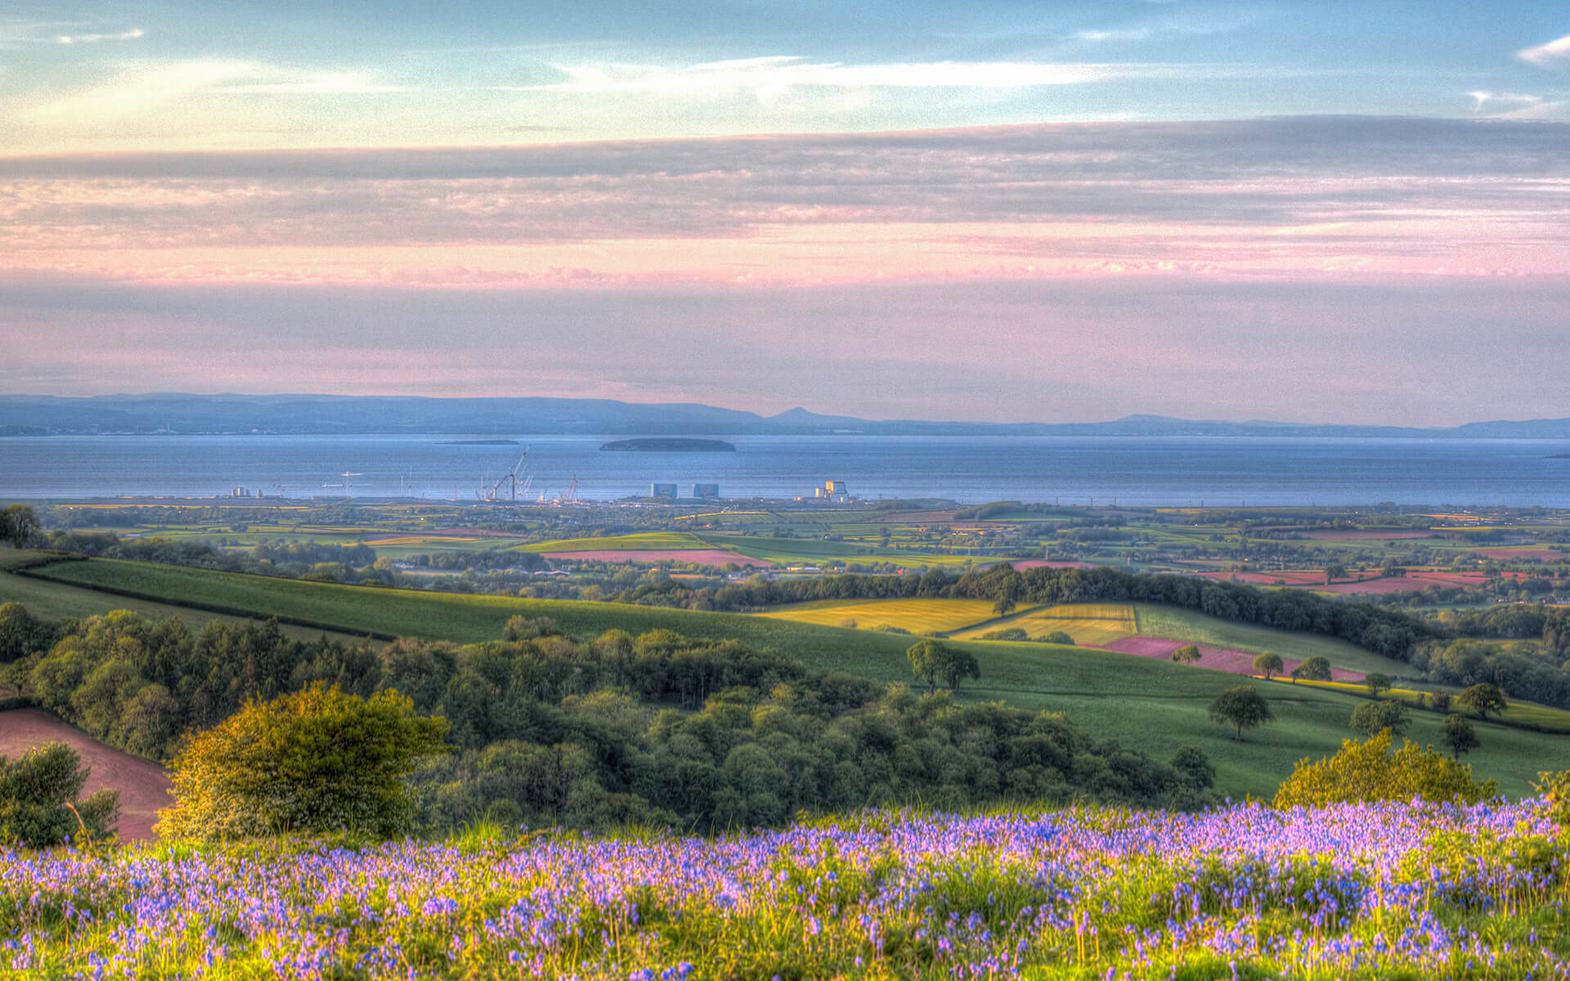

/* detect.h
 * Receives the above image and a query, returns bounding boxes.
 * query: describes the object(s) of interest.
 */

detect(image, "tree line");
[0,603,1216,836]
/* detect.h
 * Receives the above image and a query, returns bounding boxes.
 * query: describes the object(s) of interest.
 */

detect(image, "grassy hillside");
[0,549,366,642]
[1133,603,1412,676]
[20,555,1570,797]
[760,597,1001,633]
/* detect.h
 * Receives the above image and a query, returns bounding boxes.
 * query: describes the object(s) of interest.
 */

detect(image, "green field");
[0,551,373,643]
[953,602,1137,645]
[1283,677,1570,734]
[1132,603,1412,676]
[761,597,1001,633]
[18,555,1570,797]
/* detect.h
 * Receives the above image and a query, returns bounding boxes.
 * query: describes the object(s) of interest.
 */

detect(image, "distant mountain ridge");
[1,394,1568,439]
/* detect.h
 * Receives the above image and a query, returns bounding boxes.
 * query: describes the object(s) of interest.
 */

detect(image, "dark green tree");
[1208,685,1274,741]
[905,640,979,694]
[0,742,118,847]
[1252,652,1284,680]
[1457,682,1507,719]
[1350,699,1410,738]
[1364,673,1393,699]
[1291,656,1333,683]
[1442,713,1479,759]
[1171,645,1202,664]
[0,505,40,548]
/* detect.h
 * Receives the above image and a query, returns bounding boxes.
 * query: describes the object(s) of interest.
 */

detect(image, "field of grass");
[0,552,368,642]
[19,556,1570,797]
[518,531,710,553]
[953,603,1137,645]
[760,597,1001,634]
[1133,603,1412,676]
[1280,677,1570,734]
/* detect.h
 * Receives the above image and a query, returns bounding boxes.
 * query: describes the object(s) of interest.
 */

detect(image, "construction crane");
[478,451,529,502]
[563,474,579,503]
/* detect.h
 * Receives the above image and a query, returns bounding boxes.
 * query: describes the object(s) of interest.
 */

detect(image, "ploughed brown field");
[0,708,171,841]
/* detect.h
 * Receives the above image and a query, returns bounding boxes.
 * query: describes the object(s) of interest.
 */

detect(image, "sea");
[1,434,1568,507]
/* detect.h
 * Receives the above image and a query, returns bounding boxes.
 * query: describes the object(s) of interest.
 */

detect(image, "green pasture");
[15,555,1570,797]
[1132,604,1412,676]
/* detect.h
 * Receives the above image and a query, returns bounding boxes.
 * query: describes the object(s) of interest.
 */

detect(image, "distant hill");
[1,394,1567,439]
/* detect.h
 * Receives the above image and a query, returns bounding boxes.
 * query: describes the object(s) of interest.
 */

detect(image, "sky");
[3,1,1569,424]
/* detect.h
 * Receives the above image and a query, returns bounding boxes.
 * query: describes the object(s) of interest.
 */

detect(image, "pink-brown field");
[1470,547,1570,563]
[1199,570,1330,585]
[1096,636,1365,682]
[0,708,171,841]
[541,549,771,567]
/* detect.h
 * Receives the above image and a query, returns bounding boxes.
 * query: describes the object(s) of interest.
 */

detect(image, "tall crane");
[478,451,529,502]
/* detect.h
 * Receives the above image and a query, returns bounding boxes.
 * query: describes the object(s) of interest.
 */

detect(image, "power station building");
[649,482,678,499]
[692,483,720,499]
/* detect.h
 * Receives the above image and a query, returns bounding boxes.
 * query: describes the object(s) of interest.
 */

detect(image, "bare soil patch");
[0,708,170,841]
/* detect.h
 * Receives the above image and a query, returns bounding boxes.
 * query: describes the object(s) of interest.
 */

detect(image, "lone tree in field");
[1457,683,1507,720]
[157,684,448,841]
[1291,656,1333,684]
[1171,645,1202,665]
[0,743,118,847]
[1208,685,1274,741]
[1364,673,1393,699]
[906,640,980,694]
[1252,653,1284,680]
[992,596,1016,618]
[1350,699,1410,738]
[1442,713,1479,759]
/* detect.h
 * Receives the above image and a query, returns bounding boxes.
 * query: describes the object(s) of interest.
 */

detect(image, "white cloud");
[1468,90,1564,119]
[57,27,143,44]
[530,56,1185,96]
[1518,33,1570,69]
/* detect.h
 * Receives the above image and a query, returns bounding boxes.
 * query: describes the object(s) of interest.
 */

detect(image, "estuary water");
[1,434,1568,507]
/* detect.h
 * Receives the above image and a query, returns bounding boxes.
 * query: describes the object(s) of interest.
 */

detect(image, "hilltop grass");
[760,597,1002,633]
[19,556,1570,798]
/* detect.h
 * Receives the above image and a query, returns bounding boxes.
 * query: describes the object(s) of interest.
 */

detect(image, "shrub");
[1274,730,1497,808]
[1171,645,1202,664]
[1042,631,1076,646]
[0,742,118,847]
[157,684,449,841]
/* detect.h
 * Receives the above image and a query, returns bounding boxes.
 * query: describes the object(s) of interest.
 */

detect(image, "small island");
[600,437,737,452]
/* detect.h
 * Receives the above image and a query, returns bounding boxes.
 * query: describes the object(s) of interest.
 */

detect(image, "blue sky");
[5,0,1568,150]
[2,2,1569,423]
